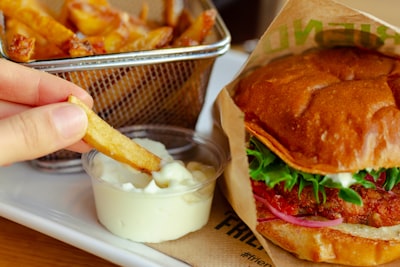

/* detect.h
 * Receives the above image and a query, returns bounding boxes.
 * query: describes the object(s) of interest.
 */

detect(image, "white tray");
[0,50,248,267]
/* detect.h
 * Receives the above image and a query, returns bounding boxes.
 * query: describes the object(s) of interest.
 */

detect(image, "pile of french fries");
[0,0,216,62]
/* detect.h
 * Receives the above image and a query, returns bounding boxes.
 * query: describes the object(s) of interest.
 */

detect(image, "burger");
[232,47,400,266]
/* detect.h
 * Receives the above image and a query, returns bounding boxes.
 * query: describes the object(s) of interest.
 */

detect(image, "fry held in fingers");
[68,95,161,173]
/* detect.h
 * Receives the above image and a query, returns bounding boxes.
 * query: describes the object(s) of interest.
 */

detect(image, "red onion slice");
[254,194,343,228]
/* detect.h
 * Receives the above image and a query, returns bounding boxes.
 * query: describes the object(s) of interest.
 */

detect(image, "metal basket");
[0,0,230,173]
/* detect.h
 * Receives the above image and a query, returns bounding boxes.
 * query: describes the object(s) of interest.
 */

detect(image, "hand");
[0,59,93,166]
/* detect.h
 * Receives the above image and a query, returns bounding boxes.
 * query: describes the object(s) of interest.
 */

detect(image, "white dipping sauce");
[90,138,217,243]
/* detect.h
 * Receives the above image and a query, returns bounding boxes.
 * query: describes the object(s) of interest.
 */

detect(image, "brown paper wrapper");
[215,0,400,266]
[148,187,275,267]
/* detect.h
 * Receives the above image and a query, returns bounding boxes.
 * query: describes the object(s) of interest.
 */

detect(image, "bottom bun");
[257,219,400,266]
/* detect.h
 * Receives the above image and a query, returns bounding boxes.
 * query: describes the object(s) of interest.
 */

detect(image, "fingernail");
[51,104,88,139]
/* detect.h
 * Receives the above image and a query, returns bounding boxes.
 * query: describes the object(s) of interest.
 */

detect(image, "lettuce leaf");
[247,137,400,206]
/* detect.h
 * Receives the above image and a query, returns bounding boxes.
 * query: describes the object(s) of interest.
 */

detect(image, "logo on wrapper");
[263,18,400,53]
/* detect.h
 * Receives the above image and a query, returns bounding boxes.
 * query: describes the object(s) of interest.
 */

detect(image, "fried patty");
[252,180,400,227]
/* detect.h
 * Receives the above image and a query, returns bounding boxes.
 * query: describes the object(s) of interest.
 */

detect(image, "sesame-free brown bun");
[234,47,400,175]
[256,213,400,266]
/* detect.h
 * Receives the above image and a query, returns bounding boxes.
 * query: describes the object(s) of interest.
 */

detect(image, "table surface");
[0,216,117,266]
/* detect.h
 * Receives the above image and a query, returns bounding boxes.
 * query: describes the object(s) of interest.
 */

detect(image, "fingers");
[0,102,88,165]
[0,58,93,164]
[66,140,92,153]
[0,58,93,106]
[0,100,29,118]
[0,100,92,153]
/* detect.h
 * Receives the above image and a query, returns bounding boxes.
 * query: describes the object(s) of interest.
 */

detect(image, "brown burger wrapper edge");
[215,0,400,266]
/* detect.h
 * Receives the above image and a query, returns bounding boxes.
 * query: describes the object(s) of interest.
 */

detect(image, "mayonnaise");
[89,138,217,243]
[325,172,356,188]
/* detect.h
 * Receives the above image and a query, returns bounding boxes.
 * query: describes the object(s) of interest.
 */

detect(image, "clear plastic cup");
[82,125,227,243]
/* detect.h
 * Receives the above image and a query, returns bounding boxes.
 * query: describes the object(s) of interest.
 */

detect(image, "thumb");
[0,103,88,165]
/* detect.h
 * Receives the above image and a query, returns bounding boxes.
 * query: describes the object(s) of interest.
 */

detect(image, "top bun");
[234,47,400,174]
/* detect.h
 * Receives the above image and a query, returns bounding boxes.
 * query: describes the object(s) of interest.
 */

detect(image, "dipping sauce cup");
[82,125,227,243]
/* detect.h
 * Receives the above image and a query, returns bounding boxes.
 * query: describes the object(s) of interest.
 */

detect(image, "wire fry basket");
[0,0,230,173]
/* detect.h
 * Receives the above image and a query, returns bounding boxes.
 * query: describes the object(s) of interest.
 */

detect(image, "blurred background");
[211,0,282,45]
[212,0,400,50]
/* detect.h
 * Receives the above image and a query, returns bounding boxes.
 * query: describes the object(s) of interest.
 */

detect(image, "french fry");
[5,34,35,62]
[68,37,96,57]
[68,95,161,173]
[67,1,120,36]
[173,9,216,47]
[81,36,106,54]
[85,0,110,5]
[173,8,194,38]
[59,0,110,27]
[119,26,173,52]
[2,6,76,48]
[4,18,34,62]
[164,0,177,27]
[102,18,145,53]
[138,2,149,22]
[5,18,67,60]
[65,0,150,53]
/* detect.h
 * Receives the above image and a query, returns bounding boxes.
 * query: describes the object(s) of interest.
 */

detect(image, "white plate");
[0,50,248,267]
